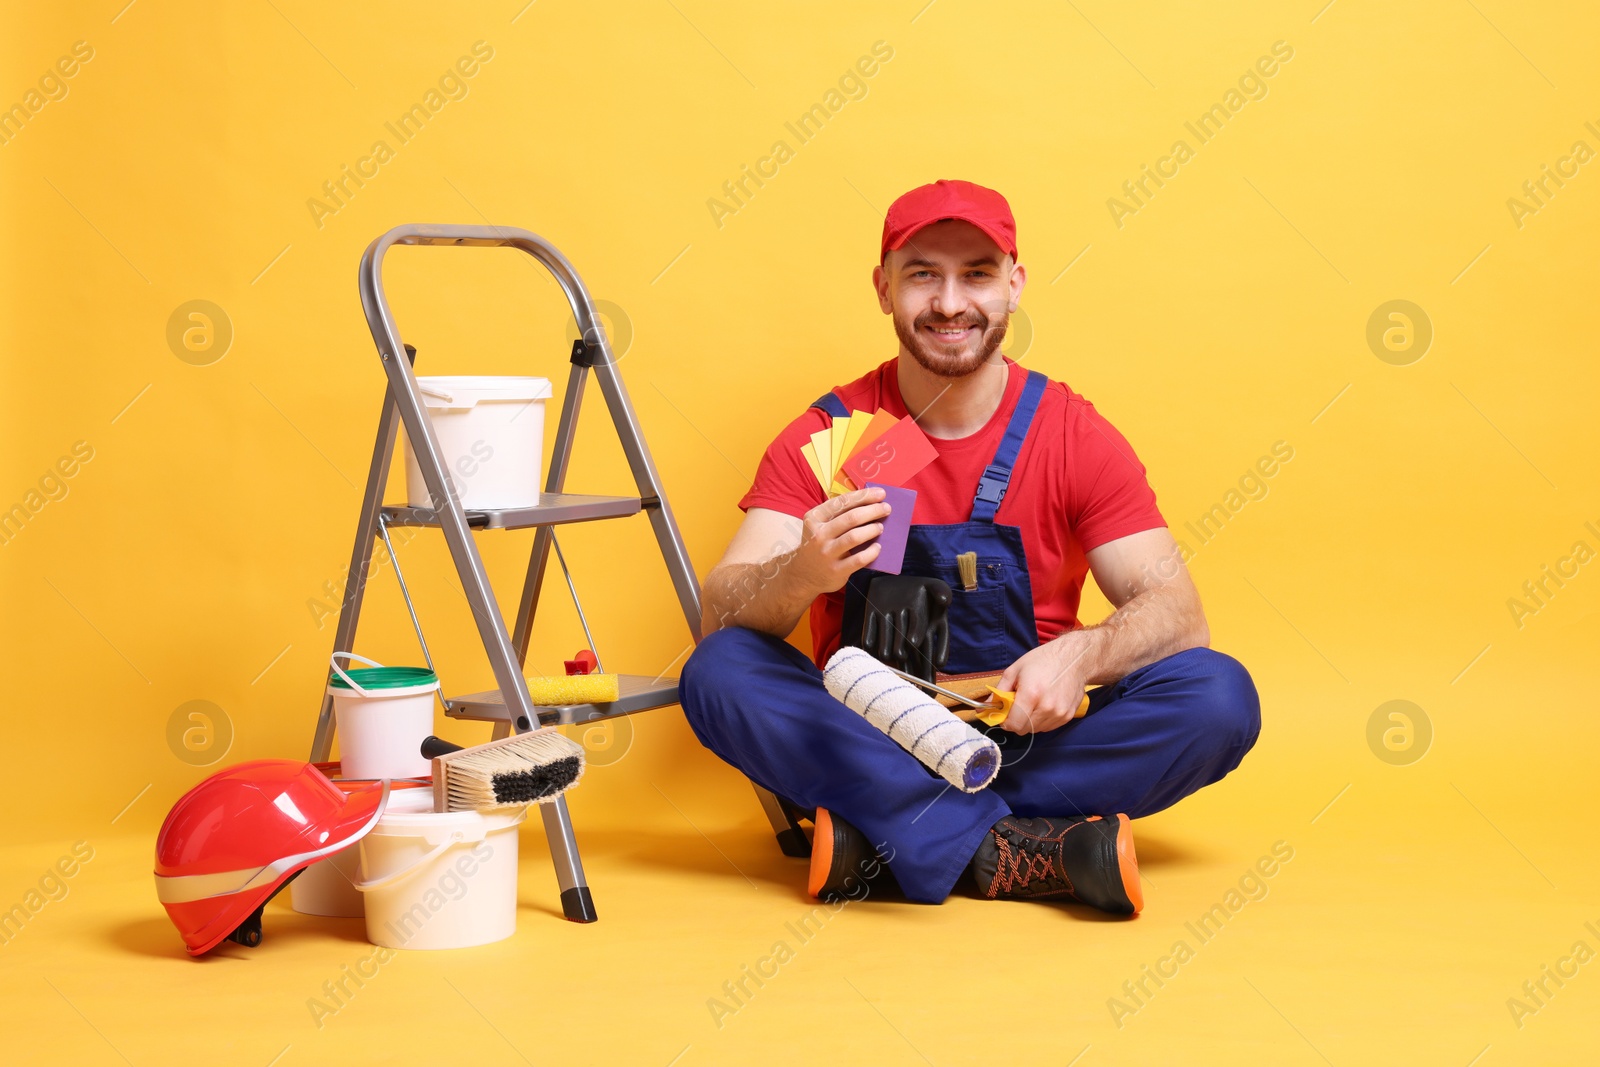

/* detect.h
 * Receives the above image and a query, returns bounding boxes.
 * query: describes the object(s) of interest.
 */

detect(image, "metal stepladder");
[309,224,808,924]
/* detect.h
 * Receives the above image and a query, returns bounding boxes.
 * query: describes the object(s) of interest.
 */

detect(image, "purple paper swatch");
[865,482,916,574]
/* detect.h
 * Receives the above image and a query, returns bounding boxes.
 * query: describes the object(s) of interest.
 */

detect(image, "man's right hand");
[792,486,892,596]
[699,488,891,638]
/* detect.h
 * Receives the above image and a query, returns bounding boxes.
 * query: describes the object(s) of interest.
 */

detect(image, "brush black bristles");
[428,729,588,812]
[489,755,584,804]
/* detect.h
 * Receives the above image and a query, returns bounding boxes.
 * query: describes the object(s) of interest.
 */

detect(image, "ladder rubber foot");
[560,886,598,923]
[776,827,812,859]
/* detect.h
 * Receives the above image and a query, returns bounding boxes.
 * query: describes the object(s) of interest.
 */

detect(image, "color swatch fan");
[800,407,936,497]
[800,406,935,575]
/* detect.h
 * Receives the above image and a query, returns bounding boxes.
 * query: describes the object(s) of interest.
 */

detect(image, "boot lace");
[992,825,1074,896]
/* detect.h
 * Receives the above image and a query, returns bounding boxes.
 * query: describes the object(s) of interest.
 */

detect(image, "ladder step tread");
[382,492,641,531]
[445,674,679,727]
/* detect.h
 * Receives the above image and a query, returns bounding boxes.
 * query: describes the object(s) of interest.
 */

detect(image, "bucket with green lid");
[327,652,439,779]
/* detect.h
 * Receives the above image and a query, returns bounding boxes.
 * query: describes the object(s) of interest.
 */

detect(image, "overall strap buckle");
[969,370,1048,523]
[975,464,1011,506]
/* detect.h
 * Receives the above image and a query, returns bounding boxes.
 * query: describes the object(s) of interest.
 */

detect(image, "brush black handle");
[420,736,464,759]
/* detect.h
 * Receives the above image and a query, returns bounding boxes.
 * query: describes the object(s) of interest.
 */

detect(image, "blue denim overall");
[816,369,1049,674]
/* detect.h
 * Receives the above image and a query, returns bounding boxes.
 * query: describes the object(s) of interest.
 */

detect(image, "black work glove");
[858,575,951,683]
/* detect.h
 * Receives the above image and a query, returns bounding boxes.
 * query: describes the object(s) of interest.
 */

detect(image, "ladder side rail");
[358,228,548,738]
[358,224,702,641]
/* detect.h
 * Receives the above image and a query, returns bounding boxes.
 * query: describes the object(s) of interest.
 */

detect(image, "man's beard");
[893,304,1010,380]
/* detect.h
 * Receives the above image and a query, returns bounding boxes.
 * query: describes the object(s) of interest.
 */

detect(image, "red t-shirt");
[738,357,1168,666]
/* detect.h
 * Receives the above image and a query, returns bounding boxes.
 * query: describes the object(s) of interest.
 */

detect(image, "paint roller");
[822,646,1001,793]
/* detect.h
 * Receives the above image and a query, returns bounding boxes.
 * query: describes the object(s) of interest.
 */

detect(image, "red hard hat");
[154,759,391,956]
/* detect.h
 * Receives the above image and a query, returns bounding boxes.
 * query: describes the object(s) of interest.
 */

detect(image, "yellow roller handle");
[979,686,1090,727]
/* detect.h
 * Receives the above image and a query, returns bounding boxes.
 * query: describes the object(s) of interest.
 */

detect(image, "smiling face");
[874,219,1027,379]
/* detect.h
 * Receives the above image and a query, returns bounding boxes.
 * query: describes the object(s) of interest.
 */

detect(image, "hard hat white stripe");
[155,864,278,905]
[154,780,391,905]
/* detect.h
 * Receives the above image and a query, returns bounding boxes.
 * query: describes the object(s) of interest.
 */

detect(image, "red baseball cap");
[880,179,1017,263]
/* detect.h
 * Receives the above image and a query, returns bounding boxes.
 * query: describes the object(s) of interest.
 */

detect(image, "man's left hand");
[997,632,1094,734]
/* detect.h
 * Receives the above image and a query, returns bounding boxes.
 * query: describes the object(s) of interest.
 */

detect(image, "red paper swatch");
[839,416,937,489]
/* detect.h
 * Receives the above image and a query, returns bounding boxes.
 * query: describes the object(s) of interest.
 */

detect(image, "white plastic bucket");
[327,653,439,780]
[292,841,364,918]
[402,375,553,510]
[292,782,433,918]
[355,805,526,950]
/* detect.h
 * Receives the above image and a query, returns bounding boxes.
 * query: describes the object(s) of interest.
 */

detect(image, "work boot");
[969,813,1142,915]
[807,808,895,903]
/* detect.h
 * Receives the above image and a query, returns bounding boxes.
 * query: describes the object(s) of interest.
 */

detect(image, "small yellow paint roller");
[524,673,620,705]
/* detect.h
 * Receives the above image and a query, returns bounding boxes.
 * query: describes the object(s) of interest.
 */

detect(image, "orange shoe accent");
[807,808,836,899]
[1114,813,1143,915]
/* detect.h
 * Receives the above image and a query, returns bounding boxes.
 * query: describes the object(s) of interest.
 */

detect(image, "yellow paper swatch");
[839,411,872,473]
[831,411,873,494]
[800,441,826,491]
[808,428,833,489]
[829,417,849,481]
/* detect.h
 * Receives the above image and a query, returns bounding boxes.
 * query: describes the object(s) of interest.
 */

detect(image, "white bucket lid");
[415,376,552,408]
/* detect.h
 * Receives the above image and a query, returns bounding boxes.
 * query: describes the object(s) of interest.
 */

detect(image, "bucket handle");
[353,809,528,895]
[330,652,384,698]
[351,829,466,893]
[417,384,479,410]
